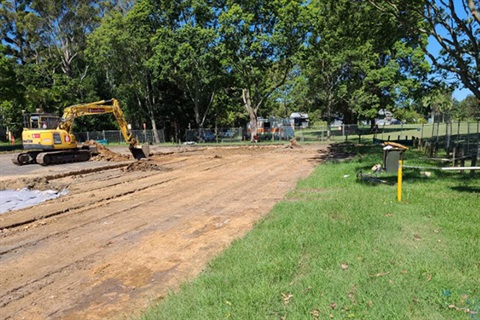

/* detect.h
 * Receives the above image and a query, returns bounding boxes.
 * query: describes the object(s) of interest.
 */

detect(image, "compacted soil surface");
[0,143,330,319]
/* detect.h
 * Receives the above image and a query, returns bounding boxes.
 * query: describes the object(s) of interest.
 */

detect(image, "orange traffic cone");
[11,135,15,145]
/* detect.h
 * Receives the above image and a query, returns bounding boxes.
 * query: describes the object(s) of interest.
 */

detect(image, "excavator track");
[36,150,91,166]
[11,151,42,165]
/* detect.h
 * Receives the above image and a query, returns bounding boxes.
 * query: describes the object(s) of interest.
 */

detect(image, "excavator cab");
[24,113,59,129]
[27,113,60,130]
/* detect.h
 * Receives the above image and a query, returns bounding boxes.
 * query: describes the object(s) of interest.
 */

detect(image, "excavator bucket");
[129,143,150,160]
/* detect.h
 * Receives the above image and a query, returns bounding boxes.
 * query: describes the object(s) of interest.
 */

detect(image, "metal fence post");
[457,120,461,143]
[467,121,470,154]
[445,121,450,154]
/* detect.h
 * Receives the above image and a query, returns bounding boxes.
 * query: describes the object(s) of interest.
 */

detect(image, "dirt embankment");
[0,143,330,320]
[84,140,132,162]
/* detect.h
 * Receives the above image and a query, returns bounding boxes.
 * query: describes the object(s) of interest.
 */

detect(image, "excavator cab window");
[53,133,62,144]
[30,116,39,129]
[42,116,59,129]
[26,114,59,129]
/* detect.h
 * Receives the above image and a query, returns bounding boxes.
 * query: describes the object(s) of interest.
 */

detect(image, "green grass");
[138,144,479,320]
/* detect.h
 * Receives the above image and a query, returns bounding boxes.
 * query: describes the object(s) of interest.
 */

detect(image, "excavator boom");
[58,98,149,160]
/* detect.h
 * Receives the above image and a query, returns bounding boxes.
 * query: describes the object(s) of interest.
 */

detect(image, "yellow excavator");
[12,98,150,166]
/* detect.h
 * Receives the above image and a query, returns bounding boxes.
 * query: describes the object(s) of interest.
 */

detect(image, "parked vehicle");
[203,131,216,142]
[376,119,403,126]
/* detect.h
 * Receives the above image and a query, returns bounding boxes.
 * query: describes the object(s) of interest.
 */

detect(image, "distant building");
[290,112,309,128]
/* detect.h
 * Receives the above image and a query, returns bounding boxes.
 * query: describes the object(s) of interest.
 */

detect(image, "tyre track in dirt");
[0,154,247,254]
[0,145,327,320]
[0,150,253,233]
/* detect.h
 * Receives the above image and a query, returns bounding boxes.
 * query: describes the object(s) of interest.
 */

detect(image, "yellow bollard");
[397,160,403,202]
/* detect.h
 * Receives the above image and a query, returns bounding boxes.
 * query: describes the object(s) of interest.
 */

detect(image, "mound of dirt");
[83,141,131,162]
[123,161,170,172]
[284,137,302,149]
[0,176,62,191]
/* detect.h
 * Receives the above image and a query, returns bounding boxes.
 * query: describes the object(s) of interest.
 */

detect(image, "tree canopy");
[0,0,478,140]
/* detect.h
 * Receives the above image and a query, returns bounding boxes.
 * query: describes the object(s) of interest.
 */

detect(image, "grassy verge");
[139,144,479,320]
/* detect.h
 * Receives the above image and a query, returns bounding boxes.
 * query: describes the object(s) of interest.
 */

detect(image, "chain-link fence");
[74,129,166,144]
[182,127,294,143]
[1,120,478,169]
[32,121,480,159]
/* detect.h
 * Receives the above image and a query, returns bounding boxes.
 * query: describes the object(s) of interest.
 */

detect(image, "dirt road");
[0,144,328,319]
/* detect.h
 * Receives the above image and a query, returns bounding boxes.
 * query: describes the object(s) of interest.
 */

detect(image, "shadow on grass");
[314,142,479,189]
[355,172,397,186]
[450,186,480,193]
[311,142,381,163]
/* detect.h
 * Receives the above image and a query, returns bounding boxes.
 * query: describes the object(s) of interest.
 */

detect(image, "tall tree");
[368,0,480,99]
[0,0,108,112]
[301,0,428,130]
[421,84,454,122]
[0,44,25,137]
[456,94,480,120]
[150,0,224,135]
[218,0,308,141]
[87,0,192,143]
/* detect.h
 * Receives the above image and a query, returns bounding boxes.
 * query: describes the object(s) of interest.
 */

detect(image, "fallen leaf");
[310,309,320,318]
[385,213,393,217]
[341,263,349,270]
[330,302,337,310]
[448,304,479,314]
[282,293,293,304]
[371,271,390,277]
[348,285,357,303]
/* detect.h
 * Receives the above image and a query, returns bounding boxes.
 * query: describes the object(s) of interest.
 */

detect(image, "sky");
[427,38,474,102]
[452,88,473,101]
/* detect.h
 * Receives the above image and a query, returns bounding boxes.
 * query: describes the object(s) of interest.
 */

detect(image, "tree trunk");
[242,89,257,142]
[137,98,160,144]
[150,116,160,143]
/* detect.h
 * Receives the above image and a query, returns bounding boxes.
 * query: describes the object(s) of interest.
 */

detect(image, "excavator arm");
[59,98,149,160]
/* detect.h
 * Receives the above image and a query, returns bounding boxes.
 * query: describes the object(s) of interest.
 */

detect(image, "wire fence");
[74,129,166,145]
[72,121,479,159]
